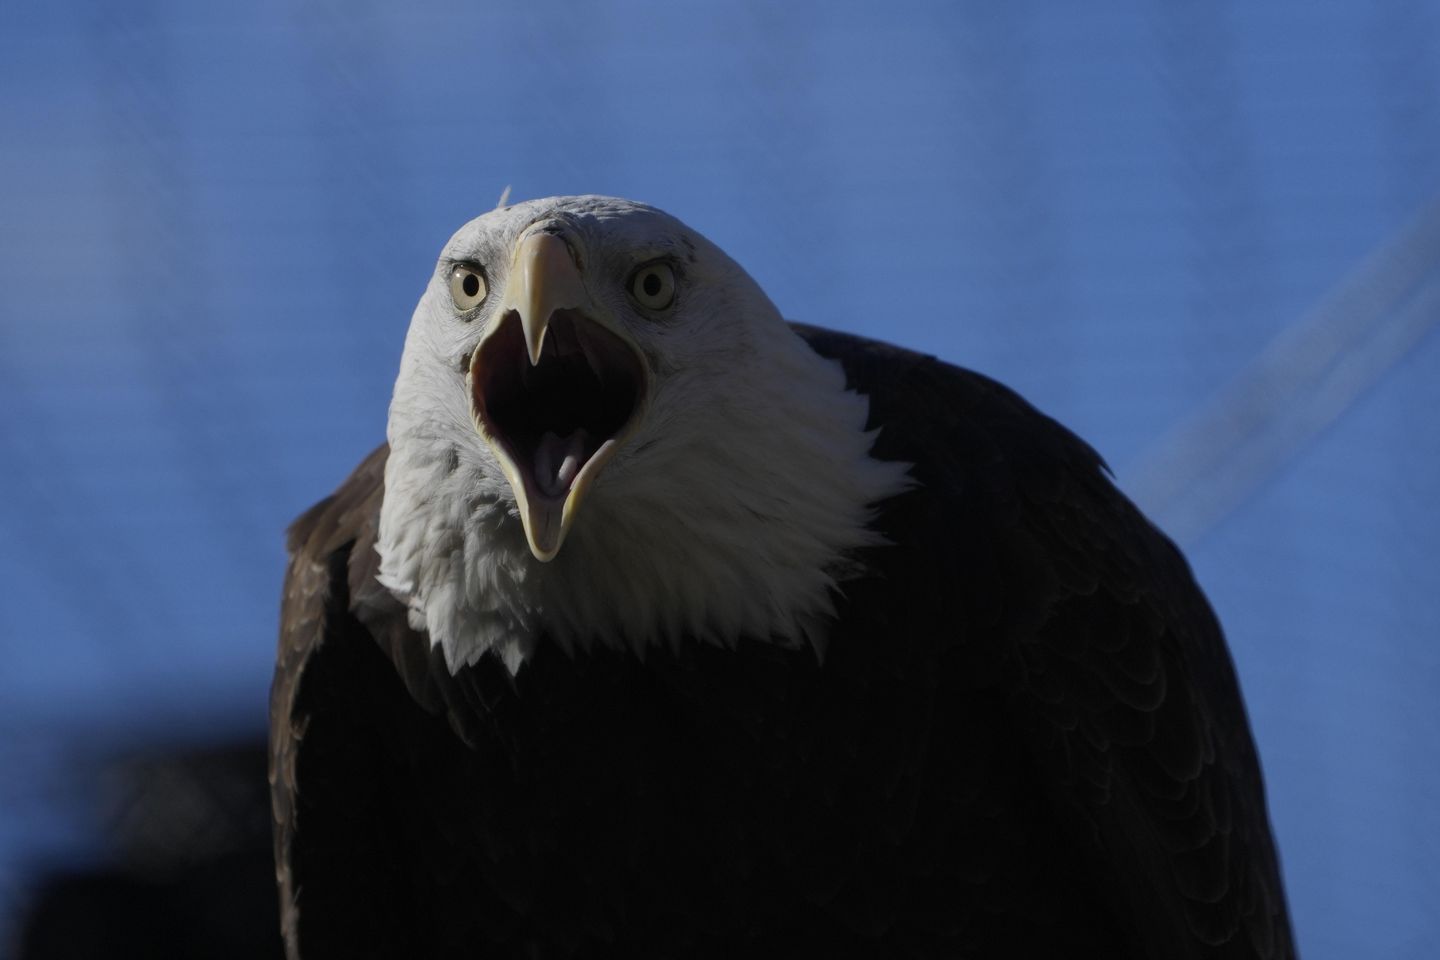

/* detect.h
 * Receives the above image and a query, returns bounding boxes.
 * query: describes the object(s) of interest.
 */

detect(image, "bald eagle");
[271,196,1294,958]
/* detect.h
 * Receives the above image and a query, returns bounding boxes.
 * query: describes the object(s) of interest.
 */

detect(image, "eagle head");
[375,196,908,673]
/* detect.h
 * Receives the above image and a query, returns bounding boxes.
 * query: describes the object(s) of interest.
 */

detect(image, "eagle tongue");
[533,429,588,499]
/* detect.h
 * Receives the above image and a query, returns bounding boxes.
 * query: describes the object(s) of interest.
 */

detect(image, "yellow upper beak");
[505,231,587,366]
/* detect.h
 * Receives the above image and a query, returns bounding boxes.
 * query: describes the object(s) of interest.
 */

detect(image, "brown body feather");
[271,326,1294,958]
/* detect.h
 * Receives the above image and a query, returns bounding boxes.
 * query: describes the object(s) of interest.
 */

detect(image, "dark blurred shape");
[15,739,281,960]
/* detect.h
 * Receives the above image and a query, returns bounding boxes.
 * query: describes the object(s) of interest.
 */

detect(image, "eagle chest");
[366,626,991,947]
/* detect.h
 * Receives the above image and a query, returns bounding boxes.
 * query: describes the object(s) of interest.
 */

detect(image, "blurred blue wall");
[2,2,1437,956]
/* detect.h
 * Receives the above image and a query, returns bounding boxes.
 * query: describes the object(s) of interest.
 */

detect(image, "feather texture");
[271,323,1295,959]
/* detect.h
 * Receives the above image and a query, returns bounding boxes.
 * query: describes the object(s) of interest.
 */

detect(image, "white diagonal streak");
[1124,198,1440,546]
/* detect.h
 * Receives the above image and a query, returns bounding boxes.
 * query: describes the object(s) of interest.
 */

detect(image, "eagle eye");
[628,262,675,311]
[449,263,488,313]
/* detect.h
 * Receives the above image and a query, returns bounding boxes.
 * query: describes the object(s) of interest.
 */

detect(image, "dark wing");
[796,323,1295,959]
[270,446,374,958]
[270,445,445,958]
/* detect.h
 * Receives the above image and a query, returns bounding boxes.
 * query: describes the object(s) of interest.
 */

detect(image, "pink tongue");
[533,429,588,498]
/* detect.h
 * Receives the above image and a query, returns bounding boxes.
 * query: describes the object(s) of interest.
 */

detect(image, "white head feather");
[375,196,910,674]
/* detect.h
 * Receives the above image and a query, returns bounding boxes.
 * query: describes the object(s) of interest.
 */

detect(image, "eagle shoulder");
[795,323,1294,958]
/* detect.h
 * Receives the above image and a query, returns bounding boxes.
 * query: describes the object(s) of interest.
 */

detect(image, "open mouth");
[469,309,646,556]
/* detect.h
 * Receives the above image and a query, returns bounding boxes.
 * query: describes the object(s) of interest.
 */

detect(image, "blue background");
[2,2,1438,956]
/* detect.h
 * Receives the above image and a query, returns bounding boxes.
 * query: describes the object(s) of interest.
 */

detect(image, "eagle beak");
[507,231,587,366]
[468,228,648,562]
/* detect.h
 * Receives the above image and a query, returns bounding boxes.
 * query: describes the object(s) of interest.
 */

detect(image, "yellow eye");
[629,262,675,310]
[449,263,487,312]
